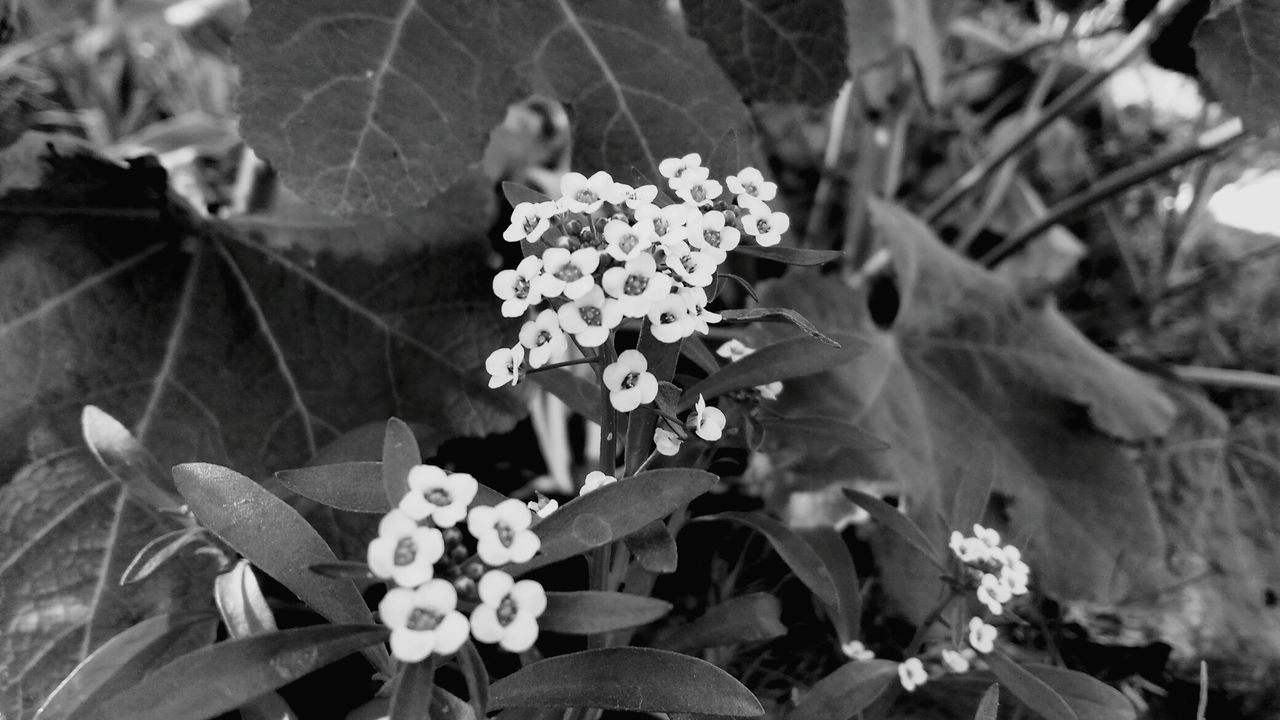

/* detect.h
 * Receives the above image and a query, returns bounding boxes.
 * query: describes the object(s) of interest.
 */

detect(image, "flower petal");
[469,604,504,644]
[499,615,539,653]
[391,628,436,663]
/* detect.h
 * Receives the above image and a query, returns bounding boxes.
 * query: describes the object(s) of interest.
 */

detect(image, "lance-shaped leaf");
[1023,665,1135,720]
[540,592,672,635]
[758,416,887,453]
[277,462,386,514]
[89,625,389,720]
[842,489,943,570]
[697,512,838,606]
[985,652,1078,720]
[488,648,763,716]
[678,333,866,410]
[382,418,422,508]
[788,659,899,720]
[733,245,844,266]
[798,527,862,646]
[653,593,786,652]
[510,468,718,573]
[974,683,1000,720]
[81,406,179,512]
[717,307,839,346]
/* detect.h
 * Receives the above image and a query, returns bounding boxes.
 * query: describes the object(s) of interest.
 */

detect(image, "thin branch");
[922,0,1197,223]
[1173,365,1280,393]
[805,79,855,246]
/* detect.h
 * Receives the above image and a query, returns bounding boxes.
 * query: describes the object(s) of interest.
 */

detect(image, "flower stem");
[524,355,601,375]
[589,341,617,605]
[631,448,660,476]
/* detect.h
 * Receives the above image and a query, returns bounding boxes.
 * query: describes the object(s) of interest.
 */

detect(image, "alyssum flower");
[603,349,658,412]
[400,465,478,528]
[467,499,541,566]
[470,569,547,653]
[379,579,470,662]
[492,255,544,318]
[518,309,568,369]
[367,509,444,588]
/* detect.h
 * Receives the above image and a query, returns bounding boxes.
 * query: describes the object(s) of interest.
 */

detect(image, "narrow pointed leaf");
[788,659,899,720]
[678,333,866,410]
[698,512,838,606]
[540,592,673,635]
[488,648,763,716]
[974,683,1000,720]
[717,272,760,302]
[653,593,785,652]
[950,446,997,532]
[733,245,844,266]
[120,528,206,585]
[842,489,943,569]
[986,652,1080,720]
[798,527,861,645]
[511,469,717,573]
[1023,665,1135,720]
[391,656,437,720]
[277,461,386,513]
[81,405,180,512]
[717,307,838,346]
[91,625,389,720]
[383,418,422,508]
[214,560,278,639]
[681,336,721,375]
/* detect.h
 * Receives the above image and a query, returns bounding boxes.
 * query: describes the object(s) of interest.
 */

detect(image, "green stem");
[524,355,601,375]
[904,591,961,657]
[589,341,617,642]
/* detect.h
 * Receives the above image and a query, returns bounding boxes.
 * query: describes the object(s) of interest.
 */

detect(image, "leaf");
[678,333,866,410]
[502,182,554,209]
[623,522,679,574]
[1022,665,1135,720]
[974,683,999,720]
[0,448,217,718]
[120,528,207,585]
[841,489,942,570]
[529,369,604,426]
[89,625,389,720]
[787,659,898,720]
[949,444,996,532]
[653,593,786,652]
[682,336,723,375]
[757,416,887,452]
[733,245,845,266]
[171,463,376,631]
[236,1,754,214]
[457,642,490,720]
[718,307,839,346]
[1192,0,1280,134]
[214,560,278,639]
[985,652,1079,720]
[309,562,377,583]
[34,613,218,720]
[540,592,673,634]
[698,512,838,606]
[487,648,763,716]
[510,468,718,573]
[798,527,861,646]
[277,462,387,514]
[81,406,179,513]
[391,657,437,720]
[681,0,850,104]
[382,418,423,508]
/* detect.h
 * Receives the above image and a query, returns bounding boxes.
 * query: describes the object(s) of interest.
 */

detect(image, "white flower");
[757,381,783,400]
[726,167,778,203]
[518,309,568,369]
[949,530,991,564]
[528,495,558,519]
[470,570,547,653]
[941,648,971,674]
[841,640,874,661]
[581,470,617,495]
[974,524,1001,547]
[468,499,541,566]
[898,657,928,692]
[654,427,683,456]
[691,394,726,441]
[647,295,695,343]
[1002,559,1030,595]
[740,198,790,247]
[400,465,478,528]
[367,509,444,588]
[678,285,720,335]
[560,171,619,213]
[485,344,524,389]
[968,618,997,654]
[687,210,740,261]
[492,255,544,318]
[716,339,755,362]
[658,153,707,189]
[601,254,674,318]
[503,201,557,243]
[602,218,657,262]
[602,349,659,412]
[557,286,622,347]
[664,243,718,288]
[676,178,723,206]
[634,203,691,244]
[535,247,599,300]
[623,184,658,209]
[379,580,470,661]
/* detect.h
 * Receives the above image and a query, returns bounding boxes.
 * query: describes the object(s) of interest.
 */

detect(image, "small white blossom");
[602,349,659,412]
[367,509,444,588]
[977,573,1013,615]
[601,218,657,262]
[691,394,726,442]
[676,178,723,206]
[716,339,755,362]
[470,570,547,653]
[949,530,990,564]
[485,344,524,389]
[528,495,558,519]
[536,247,600,300]
[941,648,971,674]
[757,381,783,400]
[658,153,708,190]
[503,201,557,243]
[968,618,998,654]
[664,243,718,288]
[601,253,673,318]
[678,285,721,335]
[647,295,696,343]
[687,210,740,261]
[557,286,623,347]
[634,203,691,244]
[517,309,568,369]
[560,171,620,213]
[400,465,478,528]
[492,255,544,318]
[623,183,658,209]
[740,197,790,247]
[726,167,778,203]
[654,427,683,456]
[468,499,541,566]
[898,657,928,692]
[379,580,470,661]
[581,470,617,495]
[841,640,874,661]
[974,524,1001,547]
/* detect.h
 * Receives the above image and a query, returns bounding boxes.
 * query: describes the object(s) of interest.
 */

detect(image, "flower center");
[660,312,677,324]
[757,218,771,233]
[406,607,443,631]
[703,229,721,247]
[522,215,540,233]
[743,182,757,196]
[393,537,417,566]
[680,256,698,273]
[623,275,648,296]
[622,372,639,389]
[653,218,670,235]
[496,596,519,626]
[426,488,452,507]
[495,521,515,548]
[690,185,707,203]
[617,232,640,254]
[513,277,530,299]
[574,189,597,205]
[536,330,552,347]
[580,306,602,327]
[555,264,583,282]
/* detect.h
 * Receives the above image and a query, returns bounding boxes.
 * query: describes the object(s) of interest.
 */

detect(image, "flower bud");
[452,576,477,598]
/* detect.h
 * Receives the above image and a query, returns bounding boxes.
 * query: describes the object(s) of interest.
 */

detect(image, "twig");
[922,0,1197,223]
[1172,365,1280,393]
[1159,242,1280,301]
[805,79,855,246]
[981,119,1246,266]
[1197,661,1209,720]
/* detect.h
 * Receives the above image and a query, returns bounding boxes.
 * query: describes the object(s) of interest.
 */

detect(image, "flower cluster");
[949,524,1030,615]
[486,155,790,393]
[367,465,547,661]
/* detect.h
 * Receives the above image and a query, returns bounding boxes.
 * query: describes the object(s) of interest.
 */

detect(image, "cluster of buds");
[949,524,1030,615]
[486,154,789,391]
[368,465,547,660]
